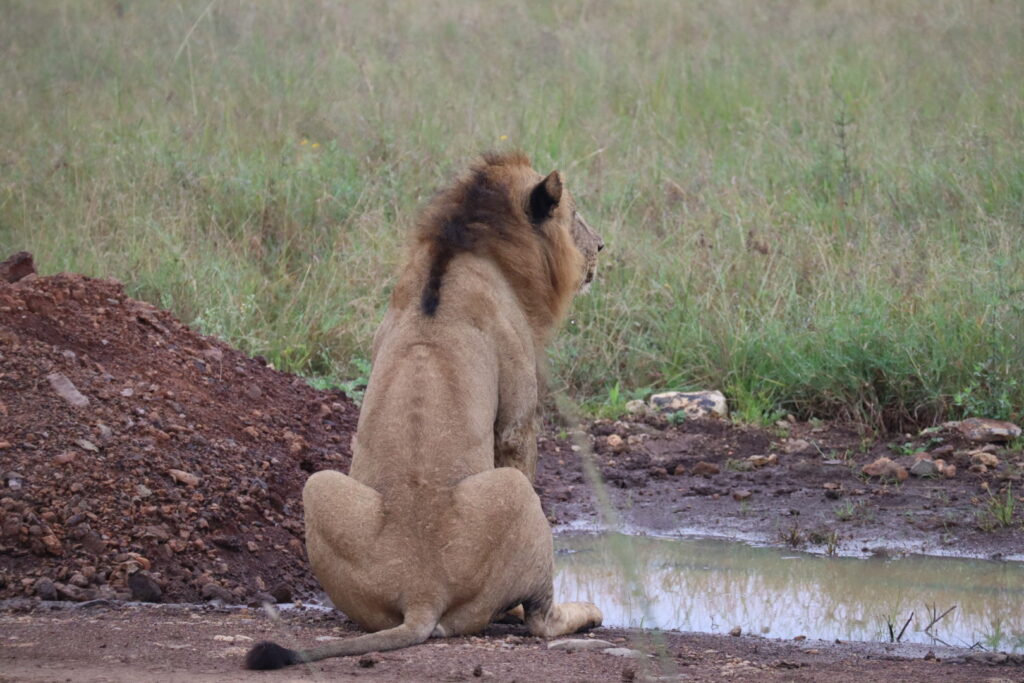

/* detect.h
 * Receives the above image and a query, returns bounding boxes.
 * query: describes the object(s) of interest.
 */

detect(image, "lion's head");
[412,152,602,334]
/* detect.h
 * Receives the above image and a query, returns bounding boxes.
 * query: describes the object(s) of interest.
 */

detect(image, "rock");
[781,439,810,454]
[41,534,63,556]
[729,626,742,637]
[127,571,162,602]
[55,582,94,602]
[692,461,720,477]
[969,451,1000,468]
[624,399,647,416]
[672,464,686,476]
[952,418,1021,442]
[75,438,99,452]
[649,390,728,419]
[47,372,89,408]
[167,469,200,487]
[54,451,77,465]
[943,464,957,479]
[69,572,90,588]
[909,458,940,478]
[747,454,777,468]
[605,434,626,452]
[861,457,908,481]
[548,638,615,651]
[732,489,752,501]
[602,647,646,658]
[201,582,233,603]
[4,471,24,490]
[269,582,293,604]
[34,577,57,600]
[0,251,36,283]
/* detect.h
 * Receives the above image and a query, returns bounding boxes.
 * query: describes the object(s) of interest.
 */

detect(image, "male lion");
[246,153,603,669]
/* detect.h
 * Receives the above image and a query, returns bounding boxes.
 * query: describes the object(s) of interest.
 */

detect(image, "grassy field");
[2,1,1022,428]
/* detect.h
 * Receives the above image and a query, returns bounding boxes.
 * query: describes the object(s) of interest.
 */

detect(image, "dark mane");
[418,153,532,316]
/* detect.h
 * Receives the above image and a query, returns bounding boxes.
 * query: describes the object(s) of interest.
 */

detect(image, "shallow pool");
[553,534,1024,651]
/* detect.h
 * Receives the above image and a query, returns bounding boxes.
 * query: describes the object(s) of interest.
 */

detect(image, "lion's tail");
[244,605,439,670]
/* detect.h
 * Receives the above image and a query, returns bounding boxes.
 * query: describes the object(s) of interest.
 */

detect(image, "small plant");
[835,501,857,521]
[953,361,1021,422]
[338,357,372,405]
[778,524,805,548]
[667,410,687,426]
[824,531,840,557]
[981,485,1016,529]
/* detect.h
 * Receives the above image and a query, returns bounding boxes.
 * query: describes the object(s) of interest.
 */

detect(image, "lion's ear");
[528,171,563,223]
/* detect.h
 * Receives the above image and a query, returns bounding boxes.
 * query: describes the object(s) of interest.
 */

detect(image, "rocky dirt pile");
[0,256,357,604]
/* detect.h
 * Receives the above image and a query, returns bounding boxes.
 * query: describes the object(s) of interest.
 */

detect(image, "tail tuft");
[244,641,300,670]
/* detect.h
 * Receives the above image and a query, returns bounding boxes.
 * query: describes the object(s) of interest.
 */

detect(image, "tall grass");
[2,1,1022,427]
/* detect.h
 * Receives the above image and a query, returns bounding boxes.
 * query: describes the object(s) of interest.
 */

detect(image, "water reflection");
[553,534,1024,651]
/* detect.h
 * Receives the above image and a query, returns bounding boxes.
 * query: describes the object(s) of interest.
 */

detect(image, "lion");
[245,152,603,669]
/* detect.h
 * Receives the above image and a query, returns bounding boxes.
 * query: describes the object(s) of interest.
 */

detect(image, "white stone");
[649,390,728,419]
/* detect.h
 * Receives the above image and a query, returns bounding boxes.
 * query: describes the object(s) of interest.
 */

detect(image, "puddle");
[554,533,1024,651]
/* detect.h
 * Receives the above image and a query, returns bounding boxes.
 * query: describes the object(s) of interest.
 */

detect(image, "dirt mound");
[0,264,357,604]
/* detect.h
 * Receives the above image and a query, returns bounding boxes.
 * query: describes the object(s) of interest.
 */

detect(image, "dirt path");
[1,602,1017,682]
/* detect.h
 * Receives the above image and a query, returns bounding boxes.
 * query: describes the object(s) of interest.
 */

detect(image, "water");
[554,534,1024,652]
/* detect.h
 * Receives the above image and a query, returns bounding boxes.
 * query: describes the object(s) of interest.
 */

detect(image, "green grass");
[2,1,1023,428]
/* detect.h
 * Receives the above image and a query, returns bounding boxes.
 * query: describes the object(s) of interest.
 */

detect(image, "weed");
[835,500,873,523]
[835,501,857,522]
[980,485,1016,530]
[778,524,805,548]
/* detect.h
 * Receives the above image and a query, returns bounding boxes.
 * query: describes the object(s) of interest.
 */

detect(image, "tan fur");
[245,153,602,669]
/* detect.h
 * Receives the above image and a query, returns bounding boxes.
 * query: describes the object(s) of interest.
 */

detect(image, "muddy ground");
[1,262,1022,680]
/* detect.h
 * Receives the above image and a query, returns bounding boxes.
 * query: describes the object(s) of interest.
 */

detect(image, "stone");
[624,399,647,416]
[649,390,728,419]
[167,469,200,487]
[69,572,90,588]
[75,438,99,452]
[34,577,57,600]
[909,458,940,478]
[861,457,908,481]
[269,582,293,604]
[672,464,686,476]
[969,451,1000,468]
[953,418,1021,442]
[732,489,752,501]
[0,251,36,283]
[201,582,233,603]
[692,461,720,477]
[747,454,778,468]
[54,451,77,465]
[548,638,615,651]
[781,439,810,454]
[47,372,89,408]
[729,626,742,637]
[41,534,63,556]
[127,573,161,602]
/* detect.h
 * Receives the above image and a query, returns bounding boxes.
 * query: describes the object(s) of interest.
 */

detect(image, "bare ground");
[1,265,1022,680]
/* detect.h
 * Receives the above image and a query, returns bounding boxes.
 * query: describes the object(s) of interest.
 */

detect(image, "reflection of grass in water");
[555,534,1024,650]
[557,393,675,677]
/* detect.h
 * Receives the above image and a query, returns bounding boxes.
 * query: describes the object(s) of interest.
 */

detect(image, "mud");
[537,418,1024,560]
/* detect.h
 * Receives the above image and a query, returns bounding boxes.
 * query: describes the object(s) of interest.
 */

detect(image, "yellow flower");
[311,142,320,149]
[499,135,508,141]
[300,138,309,146]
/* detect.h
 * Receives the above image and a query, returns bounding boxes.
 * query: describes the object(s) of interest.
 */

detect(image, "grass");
[2,1,1023,428]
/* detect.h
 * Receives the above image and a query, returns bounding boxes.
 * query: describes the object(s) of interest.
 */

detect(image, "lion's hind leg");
[444,468,602,638]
